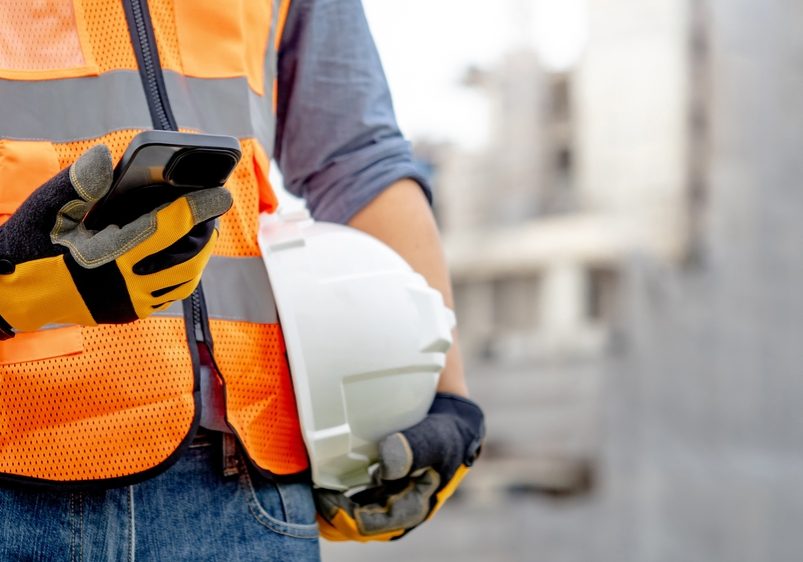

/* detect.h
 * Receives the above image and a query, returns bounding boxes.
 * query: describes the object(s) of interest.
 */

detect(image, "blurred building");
[600,0,803,559]
[439,0,690,368]
[423,0,690,493]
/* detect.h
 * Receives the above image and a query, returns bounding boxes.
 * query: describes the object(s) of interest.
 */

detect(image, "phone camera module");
[164,148,239,187]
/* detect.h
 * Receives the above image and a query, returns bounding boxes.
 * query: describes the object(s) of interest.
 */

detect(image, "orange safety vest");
[0,0,308,487]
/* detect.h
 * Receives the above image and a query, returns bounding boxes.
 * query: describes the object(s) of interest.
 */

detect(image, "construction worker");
[0,0,484,560]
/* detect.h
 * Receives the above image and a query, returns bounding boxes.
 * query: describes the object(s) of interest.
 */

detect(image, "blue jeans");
[0,433,320,561]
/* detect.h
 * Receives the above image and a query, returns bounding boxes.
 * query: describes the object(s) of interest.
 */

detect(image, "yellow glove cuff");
[316,510,405,543]
[0,255,94,331]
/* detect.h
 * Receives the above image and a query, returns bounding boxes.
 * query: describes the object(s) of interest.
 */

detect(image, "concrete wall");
[602,0,803,559]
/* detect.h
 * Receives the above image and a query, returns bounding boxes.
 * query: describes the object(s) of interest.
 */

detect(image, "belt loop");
[222,433,240,477]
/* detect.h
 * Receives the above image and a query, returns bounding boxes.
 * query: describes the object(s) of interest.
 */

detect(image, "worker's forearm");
[347,179,469,397]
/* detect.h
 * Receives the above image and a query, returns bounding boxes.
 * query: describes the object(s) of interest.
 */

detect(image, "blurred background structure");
[317,0,803,560]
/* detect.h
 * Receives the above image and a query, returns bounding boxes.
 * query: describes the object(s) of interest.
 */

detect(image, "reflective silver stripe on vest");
[0,5,282,146]
[153,256,277,325]
[0,72,152,142]
[163,73,275,153]
[0,72,277,147]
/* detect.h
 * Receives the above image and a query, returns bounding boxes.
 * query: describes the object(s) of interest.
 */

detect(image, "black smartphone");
[83,130,242,229]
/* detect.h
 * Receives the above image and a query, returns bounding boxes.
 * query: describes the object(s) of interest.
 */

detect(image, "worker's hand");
[0,144,232,337]
[315,392,485,541]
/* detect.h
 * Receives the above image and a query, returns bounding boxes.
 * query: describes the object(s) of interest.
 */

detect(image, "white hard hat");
[258,209,455,491]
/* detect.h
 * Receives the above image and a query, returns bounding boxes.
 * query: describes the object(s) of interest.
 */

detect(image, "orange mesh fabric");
[148,0,182,73]
[54,129,140,168]
[215,139,264,257]
[0,140,61,220]
[80,0,138,72]
[0,1,87,72]
[211,320,308,475]
[0,318,195,481]
[171,0,272,93]
[0,0,285,80]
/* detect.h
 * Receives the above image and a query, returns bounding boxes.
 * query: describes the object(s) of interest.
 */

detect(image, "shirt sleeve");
[274,0,432,225]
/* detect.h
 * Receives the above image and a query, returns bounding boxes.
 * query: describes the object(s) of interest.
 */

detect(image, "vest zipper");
[121,1,273,471]
[122,0,208,384]
[122,0,177,131]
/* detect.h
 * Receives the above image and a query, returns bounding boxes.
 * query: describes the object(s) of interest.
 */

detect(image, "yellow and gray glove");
[315,392,485,542]
[0,144,232,337]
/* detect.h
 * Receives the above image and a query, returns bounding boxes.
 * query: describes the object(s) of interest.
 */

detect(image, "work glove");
[0,144,232,338]
[315,392,485,541]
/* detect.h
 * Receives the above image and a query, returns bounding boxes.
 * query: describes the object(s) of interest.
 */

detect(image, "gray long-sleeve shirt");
[274,0,432,224]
